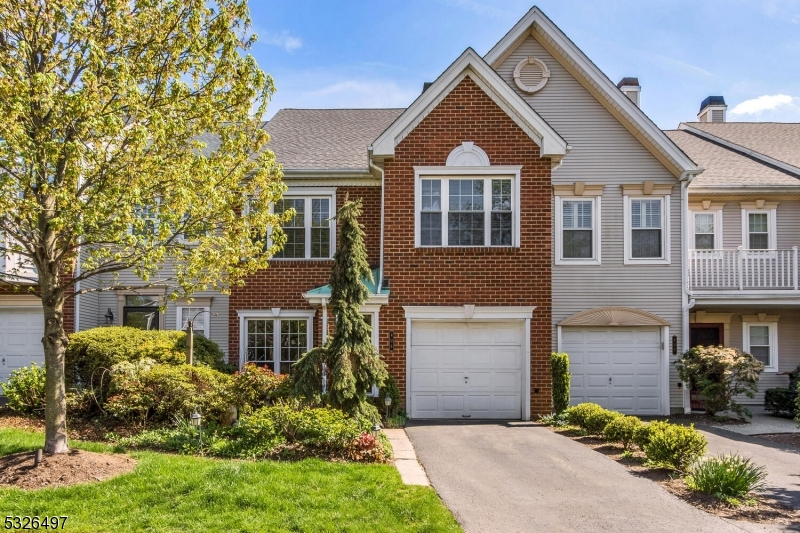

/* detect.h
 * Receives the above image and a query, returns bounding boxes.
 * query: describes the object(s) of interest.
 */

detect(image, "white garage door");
[0,308,44,384]
[409,321,524,419]
[561,326,662,415]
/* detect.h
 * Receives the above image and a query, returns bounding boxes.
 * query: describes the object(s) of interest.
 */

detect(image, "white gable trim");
[371,48,568,166]
[484,7,699,179]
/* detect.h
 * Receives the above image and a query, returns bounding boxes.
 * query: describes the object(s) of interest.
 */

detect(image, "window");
[624,195,670,264]
[740,205,777,252]
[748,213,769,250]
[123,295,160,330]
[243,316,311,374]
[694,213,715,249]
[272,196,334,259]
[743,321,778,372]
[416,174,517,247]
[555,196,600,264]
[177,306,209,337]
[132,204,158,237]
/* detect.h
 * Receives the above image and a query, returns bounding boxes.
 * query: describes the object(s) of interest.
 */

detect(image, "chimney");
[698,96,727,122]
[617,77,641,107]
[422,82,433,93]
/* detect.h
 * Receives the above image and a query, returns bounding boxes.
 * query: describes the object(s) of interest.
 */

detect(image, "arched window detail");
[446,142,490,167]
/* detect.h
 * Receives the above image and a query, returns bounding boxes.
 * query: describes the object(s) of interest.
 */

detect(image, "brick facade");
[228,185,382,363]
[380,77,553,416]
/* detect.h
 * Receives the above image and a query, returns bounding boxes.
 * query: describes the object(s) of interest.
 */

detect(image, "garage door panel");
[410,320,524,419]
[563,325,663,415]
[0,308,45,383]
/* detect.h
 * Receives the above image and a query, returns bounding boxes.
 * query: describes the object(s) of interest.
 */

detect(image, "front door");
[690,324,723,348]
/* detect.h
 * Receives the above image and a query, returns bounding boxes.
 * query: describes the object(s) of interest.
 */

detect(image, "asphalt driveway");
[405,422,792,533]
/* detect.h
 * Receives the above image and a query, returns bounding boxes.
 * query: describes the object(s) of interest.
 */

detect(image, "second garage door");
[561,326,663,415]
[409,321,524,419]
[0,307,44,384]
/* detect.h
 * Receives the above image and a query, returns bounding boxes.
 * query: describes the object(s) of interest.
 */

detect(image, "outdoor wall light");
[104,308,114,324]
[389,331,394,351]
[672,335,678,355]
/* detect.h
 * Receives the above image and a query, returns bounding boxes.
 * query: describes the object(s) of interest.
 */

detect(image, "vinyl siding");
[722,202,743,249]
[777,200,800,250]
[496,36,684,410]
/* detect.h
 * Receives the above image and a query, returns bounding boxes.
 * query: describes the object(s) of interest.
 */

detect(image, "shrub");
[551,352,571,414]
[1,363,46,414]
[104,360,233,425]
[686,454,767,502]
[674,346,764,419]
[642,421,707,471]
[633,422,654,449]
[603,415,643,450]
[539,411,570,427]
[566,403,619,435]
[765,388,797,419]
[66,327,230,392]
[585,408,621,435]
[566,403,605,429]
[368,373,402,419]
[176,333,234,374]
[231,364,292,414]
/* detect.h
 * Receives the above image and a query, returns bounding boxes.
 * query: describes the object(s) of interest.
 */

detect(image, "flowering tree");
[675,346,764,419]
[0,0,285,453]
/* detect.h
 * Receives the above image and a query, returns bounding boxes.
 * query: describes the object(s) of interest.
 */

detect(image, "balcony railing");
[688,247,799,292]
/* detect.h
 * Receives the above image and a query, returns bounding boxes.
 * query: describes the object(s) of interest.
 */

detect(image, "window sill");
[556,258,601,266]
[269,258,335,263]
[623,258,671,266]
[414,246,520,255]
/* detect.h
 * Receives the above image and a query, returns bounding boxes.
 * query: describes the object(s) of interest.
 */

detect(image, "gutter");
[368,147,384,295]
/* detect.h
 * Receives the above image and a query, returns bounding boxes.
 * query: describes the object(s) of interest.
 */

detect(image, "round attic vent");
[513,56,550,94]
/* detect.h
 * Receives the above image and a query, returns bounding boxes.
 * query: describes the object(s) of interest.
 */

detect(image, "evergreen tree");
[293,198,388,417]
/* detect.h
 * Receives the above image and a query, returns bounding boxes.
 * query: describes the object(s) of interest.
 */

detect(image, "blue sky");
[248,0,800,129]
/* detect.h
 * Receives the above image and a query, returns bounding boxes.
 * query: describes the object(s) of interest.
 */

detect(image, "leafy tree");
[674,346,764,419]
[293,198,388,418]
[0,0,286,453]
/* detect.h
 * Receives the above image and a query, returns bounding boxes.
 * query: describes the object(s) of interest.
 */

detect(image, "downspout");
[680,168,702,413]
[368,147,384,294]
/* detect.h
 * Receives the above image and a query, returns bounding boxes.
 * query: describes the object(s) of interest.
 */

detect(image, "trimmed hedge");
[642,421,707,471]
[602,415,642,450]
[566,403,620,435]
[231,363,293,414]
[1,363,46,414]
[551,352,571,414]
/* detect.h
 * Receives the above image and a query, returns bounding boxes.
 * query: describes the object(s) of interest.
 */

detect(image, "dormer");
[697,96,727,123]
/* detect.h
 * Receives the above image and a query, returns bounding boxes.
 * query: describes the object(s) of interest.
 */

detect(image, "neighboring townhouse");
[229,7,702,419]
[666,103,800,410]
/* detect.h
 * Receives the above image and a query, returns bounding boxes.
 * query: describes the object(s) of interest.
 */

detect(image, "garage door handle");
[608,376,612,384]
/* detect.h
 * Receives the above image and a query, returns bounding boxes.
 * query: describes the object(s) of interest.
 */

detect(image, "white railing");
[688,247,799,291]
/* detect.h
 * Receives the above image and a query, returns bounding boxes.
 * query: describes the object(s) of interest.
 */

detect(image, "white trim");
[661,326,670,416]
[742,320,779,372]
[483,7,698,177]
[403,306,535,320]
[623,194,671,265]
[271,189,337,260]
[371,48,568,163]
[688,207,723,251]
[554,195,602,265]
[176,305,211,337]
[303,291,389,306]
[237,309,315,372]
[741,208,777,251]
[414,167,522,248]
[446,142,491,166]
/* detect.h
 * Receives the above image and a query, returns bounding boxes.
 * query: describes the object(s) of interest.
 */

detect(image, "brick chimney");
[617,77,641,107]
[698,96,727,122]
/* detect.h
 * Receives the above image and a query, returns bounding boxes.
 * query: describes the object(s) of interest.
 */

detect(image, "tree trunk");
[40,271,69,454]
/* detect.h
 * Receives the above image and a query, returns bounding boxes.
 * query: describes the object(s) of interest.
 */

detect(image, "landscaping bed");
[756,433,800,448]
[0,448,135,490]
[548,425,800,525]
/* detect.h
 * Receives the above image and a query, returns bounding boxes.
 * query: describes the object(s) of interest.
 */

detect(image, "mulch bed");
[0,449,135,490]
[756,433,800,448]
[0,409,142,441]
[551,427,800,525]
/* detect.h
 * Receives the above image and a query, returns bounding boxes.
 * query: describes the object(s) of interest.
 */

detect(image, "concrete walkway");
[700,427,800,511]
[705,412,800,436]
[384,428,430,486]
[406,421,757,533]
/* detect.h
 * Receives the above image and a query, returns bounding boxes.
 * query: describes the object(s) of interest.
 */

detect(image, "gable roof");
[371,48,569,165]
[484,6,699,178]
[665,130,800,190]
[266,108,404,172]
[679,122,800,175]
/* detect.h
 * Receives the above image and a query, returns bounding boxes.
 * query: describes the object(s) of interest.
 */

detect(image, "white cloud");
[297,80,419,108]
[729,94,795,115]
[260,31,302,52]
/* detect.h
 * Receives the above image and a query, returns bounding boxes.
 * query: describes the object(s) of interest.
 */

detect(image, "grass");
[0,428,461,533]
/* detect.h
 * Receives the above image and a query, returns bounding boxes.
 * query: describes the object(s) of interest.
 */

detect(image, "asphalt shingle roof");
[665,130,800,187]
[684,122,800,169]
[264,108,405,171]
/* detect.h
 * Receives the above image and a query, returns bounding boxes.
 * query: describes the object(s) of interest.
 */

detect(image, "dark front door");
[123,307,160,330]
[690,324,723,348]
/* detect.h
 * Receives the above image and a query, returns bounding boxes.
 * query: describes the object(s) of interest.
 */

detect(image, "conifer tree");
[293,198,388,417]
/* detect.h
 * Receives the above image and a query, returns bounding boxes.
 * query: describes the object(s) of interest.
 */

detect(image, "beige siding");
[721,201,742,249]
[722,307,799,404]
[496,36,684,410]
[777,200,800,250]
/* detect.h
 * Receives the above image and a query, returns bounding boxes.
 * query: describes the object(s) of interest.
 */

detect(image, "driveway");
[405,422,794,533]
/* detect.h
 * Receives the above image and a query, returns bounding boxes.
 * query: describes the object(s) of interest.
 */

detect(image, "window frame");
[269,188,336,260]
[690,210,723,251]
[176,305,211,337]
[741,208,776,251]
[555,195,602,265]
[742,320,779,372]
[237,310,315,374]
[623,194,671,265]
[414,166,522,248]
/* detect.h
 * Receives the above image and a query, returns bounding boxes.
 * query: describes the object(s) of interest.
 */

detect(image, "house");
[666,105,800,408]
[229,6,702,420]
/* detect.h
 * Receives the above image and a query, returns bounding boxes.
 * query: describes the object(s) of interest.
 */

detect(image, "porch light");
[104,308,114,324]
[384,395,392,421]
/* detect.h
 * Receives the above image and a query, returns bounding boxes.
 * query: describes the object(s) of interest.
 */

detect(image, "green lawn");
[0,428,461,533]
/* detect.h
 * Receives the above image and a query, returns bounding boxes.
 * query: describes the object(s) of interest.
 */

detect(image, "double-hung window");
[272,193,335,259]
[416,172,518,247]
[742,319,778,372]
[694,213,715,249]
[243,315,313,374]
[177,305,210,337]
[556,196,600,264]
[747,212,771,250]
[624,192,670,264]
